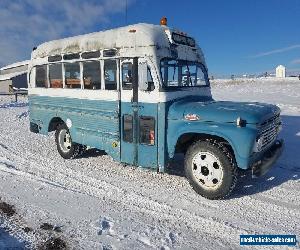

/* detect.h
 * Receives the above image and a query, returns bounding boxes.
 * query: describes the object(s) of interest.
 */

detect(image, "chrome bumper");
[252,139,284,177]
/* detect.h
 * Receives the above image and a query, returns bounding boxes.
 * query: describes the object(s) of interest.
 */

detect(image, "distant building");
[276,65,286,78]
[0,60,29,93]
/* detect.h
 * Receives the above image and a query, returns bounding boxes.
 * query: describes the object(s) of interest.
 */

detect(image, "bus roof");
[32,23,173,59]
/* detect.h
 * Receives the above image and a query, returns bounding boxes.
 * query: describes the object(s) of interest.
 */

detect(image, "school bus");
[28,19,283,199]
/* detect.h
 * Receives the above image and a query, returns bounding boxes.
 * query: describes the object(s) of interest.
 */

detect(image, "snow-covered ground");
[0,78,299,249]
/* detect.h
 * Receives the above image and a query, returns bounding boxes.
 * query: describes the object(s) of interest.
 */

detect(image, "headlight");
[253,136,264,152]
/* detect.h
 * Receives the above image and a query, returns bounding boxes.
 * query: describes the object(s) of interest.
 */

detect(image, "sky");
[0,0,299,77]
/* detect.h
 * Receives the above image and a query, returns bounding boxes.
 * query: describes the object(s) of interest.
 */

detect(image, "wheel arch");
[173,132,236,161]
[48,117,65,132]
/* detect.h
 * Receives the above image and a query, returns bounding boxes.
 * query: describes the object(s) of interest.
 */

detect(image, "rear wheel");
[184,140,237,199]
[55,123,85,159]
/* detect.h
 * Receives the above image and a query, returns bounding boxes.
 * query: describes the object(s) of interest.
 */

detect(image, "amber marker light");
[160,17,167,26]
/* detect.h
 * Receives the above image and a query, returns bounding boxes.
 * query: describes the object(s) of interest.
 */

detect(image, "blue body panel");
[168,99,280,124]
[120,101,158,168]
[137,102,158,168]
[29,93,279,171]
[166,96,280,169]
[167,119,258,169]
[29,95,120,161]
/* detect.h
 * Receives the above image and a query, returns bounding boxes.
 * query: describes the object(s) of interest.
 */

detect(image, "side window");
[36,65,47,88]
[122,63,132,90]
[49,64,63,88]
[138,63,155,91]
[123,115,133,143]
[83,61,101,89]
[65,62,81,89]
[196,66,206,86]
[139,116,155,145]
[147,67,155,91]
[104,60,117,90]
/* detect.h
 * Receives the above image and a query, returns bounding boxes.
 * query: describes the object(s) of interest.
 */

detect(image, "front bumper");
[252,139,284,177]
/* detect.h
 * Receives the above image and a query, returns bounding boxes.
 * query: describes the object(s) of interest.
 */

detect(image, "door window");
[123,115,133,143]
[122,63,133,90]
[139,116,155,145]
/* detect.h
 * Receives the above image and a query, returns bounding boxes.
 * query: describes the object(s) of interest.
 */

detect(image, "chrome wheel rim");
[191,151,223,190]
[58,129,72,153]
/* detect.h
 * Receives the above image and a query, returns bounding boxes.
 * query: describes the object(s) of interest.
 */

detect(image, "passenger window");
[48,55,62,62]
[139,116,155,145]
[123,115,133,143]
[104,60,117,90]
[63,53,80,60]
[65,62,81,89]
[49,64,63,88]
[36,65,47,88]
[122,63,132,90]
[82,51,100,59]
[83,61,101,89]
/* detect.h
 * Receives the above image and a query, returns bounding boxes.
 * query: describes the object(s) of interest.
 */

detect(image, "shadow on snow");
[0,227,27,250]
[0,102,28,109]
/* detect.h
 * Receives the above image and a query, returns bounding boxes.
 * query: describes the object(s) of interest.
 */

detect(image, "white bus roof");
[32,23,172,59]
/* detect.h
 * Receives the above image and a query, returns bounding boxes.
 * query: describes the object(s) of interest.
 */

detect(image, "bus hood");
[168,100,280,124]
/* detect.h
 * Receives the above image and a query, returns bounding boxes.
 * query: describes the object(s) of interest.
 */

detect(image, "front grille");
[260,114,281,150]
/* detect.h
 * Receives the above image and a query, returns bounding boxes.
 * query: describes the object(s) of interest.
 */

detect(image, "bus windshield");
[160,59,209,88]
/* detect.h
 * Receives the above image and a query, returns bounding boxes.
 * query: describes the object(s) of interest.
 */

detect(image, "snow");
[0,78,299,249]
[0,71,27,81]
[31,24,171,59]
[0,60,29,71]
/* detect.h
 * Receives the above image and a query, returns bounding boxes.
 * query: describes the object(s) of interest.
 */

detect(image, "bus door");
[120,57,158,169]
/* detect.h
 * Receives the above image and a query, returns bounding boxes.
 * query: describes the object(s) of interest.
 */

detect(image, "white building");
[0,60,29,93]
[276,65,286,78]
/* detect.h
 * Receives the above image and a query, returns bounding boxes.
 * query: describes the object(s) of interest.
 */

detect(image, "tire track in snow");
[1,132,299,241]
[1,152,298,249]
[0,156,247,248]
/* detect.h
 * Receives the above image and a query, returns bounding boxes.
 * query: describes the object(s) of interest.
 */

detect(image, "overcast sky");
[0,0,299,76]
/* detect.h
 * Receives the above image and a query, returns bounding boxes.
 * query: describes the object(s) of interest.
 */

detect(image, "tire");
[55,123,85,159]
[184,140,237,199]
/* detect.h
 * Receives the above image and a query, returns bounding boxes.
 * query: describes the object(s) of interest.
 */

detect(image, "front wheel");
[184,140,237,199]
[55,123,85,159]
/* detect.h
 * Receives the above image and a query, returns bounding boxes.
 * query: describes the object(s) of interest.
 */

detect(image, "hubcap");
[58,129,72,153]
[191,151,223,190]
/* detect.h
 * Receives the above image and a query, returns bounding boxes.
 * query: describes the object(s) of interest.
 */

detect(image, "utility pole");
[125,0,128,25]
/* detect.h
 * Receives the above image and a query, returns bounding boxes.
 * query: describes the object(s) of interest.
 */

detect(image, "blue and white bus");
[28,19,283,199]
